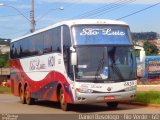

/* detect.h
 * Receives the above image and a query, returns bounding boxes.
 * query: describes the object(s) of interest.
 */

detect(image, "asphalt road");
[0,94,160,114]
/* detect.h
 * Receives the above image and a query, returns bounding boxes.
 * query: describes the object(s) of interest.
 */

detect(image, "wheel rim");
[20,88,24,103]
[25,87,30,104]
[60,93,65,106]
[60,89,67,110]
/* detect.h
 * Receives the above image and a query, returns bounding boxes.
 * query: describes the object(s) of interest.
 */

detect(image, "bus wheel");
[59,88,69,111]
[25,86,34,105]
[107,102,119,109]
[19,86,26,104]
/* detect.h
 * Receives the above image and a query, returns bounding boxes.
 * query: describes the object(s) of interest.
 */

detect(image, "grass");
[0,87,11,94]
[135,91,160,104]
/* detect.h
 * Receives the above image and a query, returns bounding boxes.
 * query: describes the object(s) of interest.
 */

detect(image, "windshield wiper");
[95,57,105,80]
[111,64,124,80]
[95,48,106,80]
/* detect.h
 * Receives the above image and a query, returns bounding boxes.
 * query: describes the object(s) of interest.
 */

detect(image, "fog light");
[82,98,86,101]
[78,97,81,101]
[76,88,93,93]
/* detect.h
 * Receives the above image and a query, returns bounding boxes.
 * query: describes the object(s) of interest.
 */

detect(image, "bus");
[10,19,137,111]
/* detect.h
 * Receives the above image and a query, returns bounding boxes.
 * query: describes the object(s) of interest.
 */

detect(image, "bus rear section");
[10,19,137,111]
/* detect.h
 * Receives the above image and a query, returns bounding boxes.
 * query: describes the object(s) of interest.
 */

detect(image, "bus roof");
[11,19,128,43]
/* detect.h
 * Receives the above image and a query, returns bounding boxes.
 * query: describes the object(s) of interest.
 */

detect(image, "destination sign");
[80,28,126,36]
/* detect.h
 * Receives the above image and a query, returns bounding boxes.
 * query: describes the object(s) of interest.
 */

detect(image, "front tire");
[59,88,70,111]
[107,102,119,109]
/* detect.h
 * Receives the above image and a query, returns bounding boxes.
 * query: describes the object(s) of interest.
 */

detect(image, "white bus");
[10,19,137,111]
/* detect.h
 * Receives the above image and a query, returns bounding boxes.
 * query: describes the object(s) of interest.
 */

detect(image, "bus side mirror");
[140,50,145,62]
[71,52,77,65]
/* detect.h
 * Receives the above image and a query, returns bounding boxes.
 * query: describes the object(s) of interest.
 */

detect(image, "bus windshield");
[75,46,136,82]
[72,25,132,45]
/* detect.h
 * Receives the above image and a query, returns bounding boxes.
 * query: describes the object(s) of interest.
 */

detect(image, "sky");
[0,0,160,39]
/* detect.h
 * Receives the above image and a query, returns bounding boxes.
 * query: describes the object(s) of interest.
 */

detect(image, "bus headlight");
[125,86,136,91]
[76,88,93,93]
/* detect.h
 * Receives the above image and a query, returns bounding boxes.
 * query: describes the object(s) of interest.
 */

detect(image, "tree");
[143,42,159,56]
[135,49,140,57]
[0,52,9,67]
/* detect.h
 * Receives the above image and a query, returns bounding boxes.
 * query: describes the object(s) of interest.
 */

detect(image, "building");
[0,45,10,54]
[134,37,160,54]
[134,40,145,47]
[0,68,10,82]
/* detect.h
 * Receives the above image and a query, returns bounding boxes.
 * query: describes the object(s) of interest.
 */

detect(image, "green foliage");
[0,87,11,94]
[0,38,10,68]
[0,53,9,67]
[0,39,10,46]
[135,49,140,57]
[143,42,159,56]
[135,91,160,104]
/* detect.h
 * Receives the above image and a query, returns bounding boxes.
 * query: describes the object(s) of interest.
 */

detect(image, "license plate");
[104,96,115,100]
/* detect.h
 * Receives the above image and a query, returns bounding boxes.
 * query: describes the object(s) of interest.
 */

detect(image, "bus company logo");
[91,84,102,89]
[58,59,61,64]
[48,56,55,67]
[29,58,46,70]
[107,87,112,91]
[80,28,125,36]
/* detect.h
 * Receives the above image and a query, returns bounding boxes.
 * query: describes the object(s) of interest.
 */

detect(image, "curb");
[121,102,160,108]
[0,92,11,94]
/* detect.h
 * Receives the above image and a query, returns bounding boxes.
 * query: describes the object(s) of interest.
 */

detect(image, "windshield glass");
[72,25,132,45]
[75,46,136,82]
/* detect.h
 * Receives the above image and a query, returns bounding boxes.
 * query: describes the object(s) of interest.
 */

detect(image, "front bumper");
[74,90,136,104]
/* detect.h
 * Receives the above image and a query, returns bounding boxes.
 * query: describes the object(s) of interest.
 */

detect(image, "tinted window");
[14,42,18,59]
[10,43,15,59]
[22,38,31,57]
[16,40,23,58]
[31,34,43,55]
[52,27,61,52]
[63,25,71,48]
[62,25,73,79]
[63,25,71,67]
[21,34,44,57]
[43,27,61,53]
[44,30,53,53]
[11,27,62,58]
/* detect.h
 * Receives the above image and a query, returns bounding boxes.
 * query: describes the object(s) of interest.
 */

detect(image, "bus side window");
[13,42,18,59]
[52,27,61,53]
[63,25,72,78]
[43,30,53,53]
[16,40,23,58]
[31,34,44,55]
[37,34,44,55]
[10,43,14,59]
[23,38,31,57]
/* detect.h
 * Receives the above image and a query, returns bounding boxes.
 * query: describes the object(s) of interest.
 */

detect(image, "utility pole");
[30,0,35,32]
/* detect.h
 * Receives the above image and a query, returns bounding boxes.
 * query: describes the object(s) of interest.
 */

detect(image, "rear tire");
[25,86,34,105]
[19,86,26,104]
[59,88,70,111]
[107,102,119,109]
